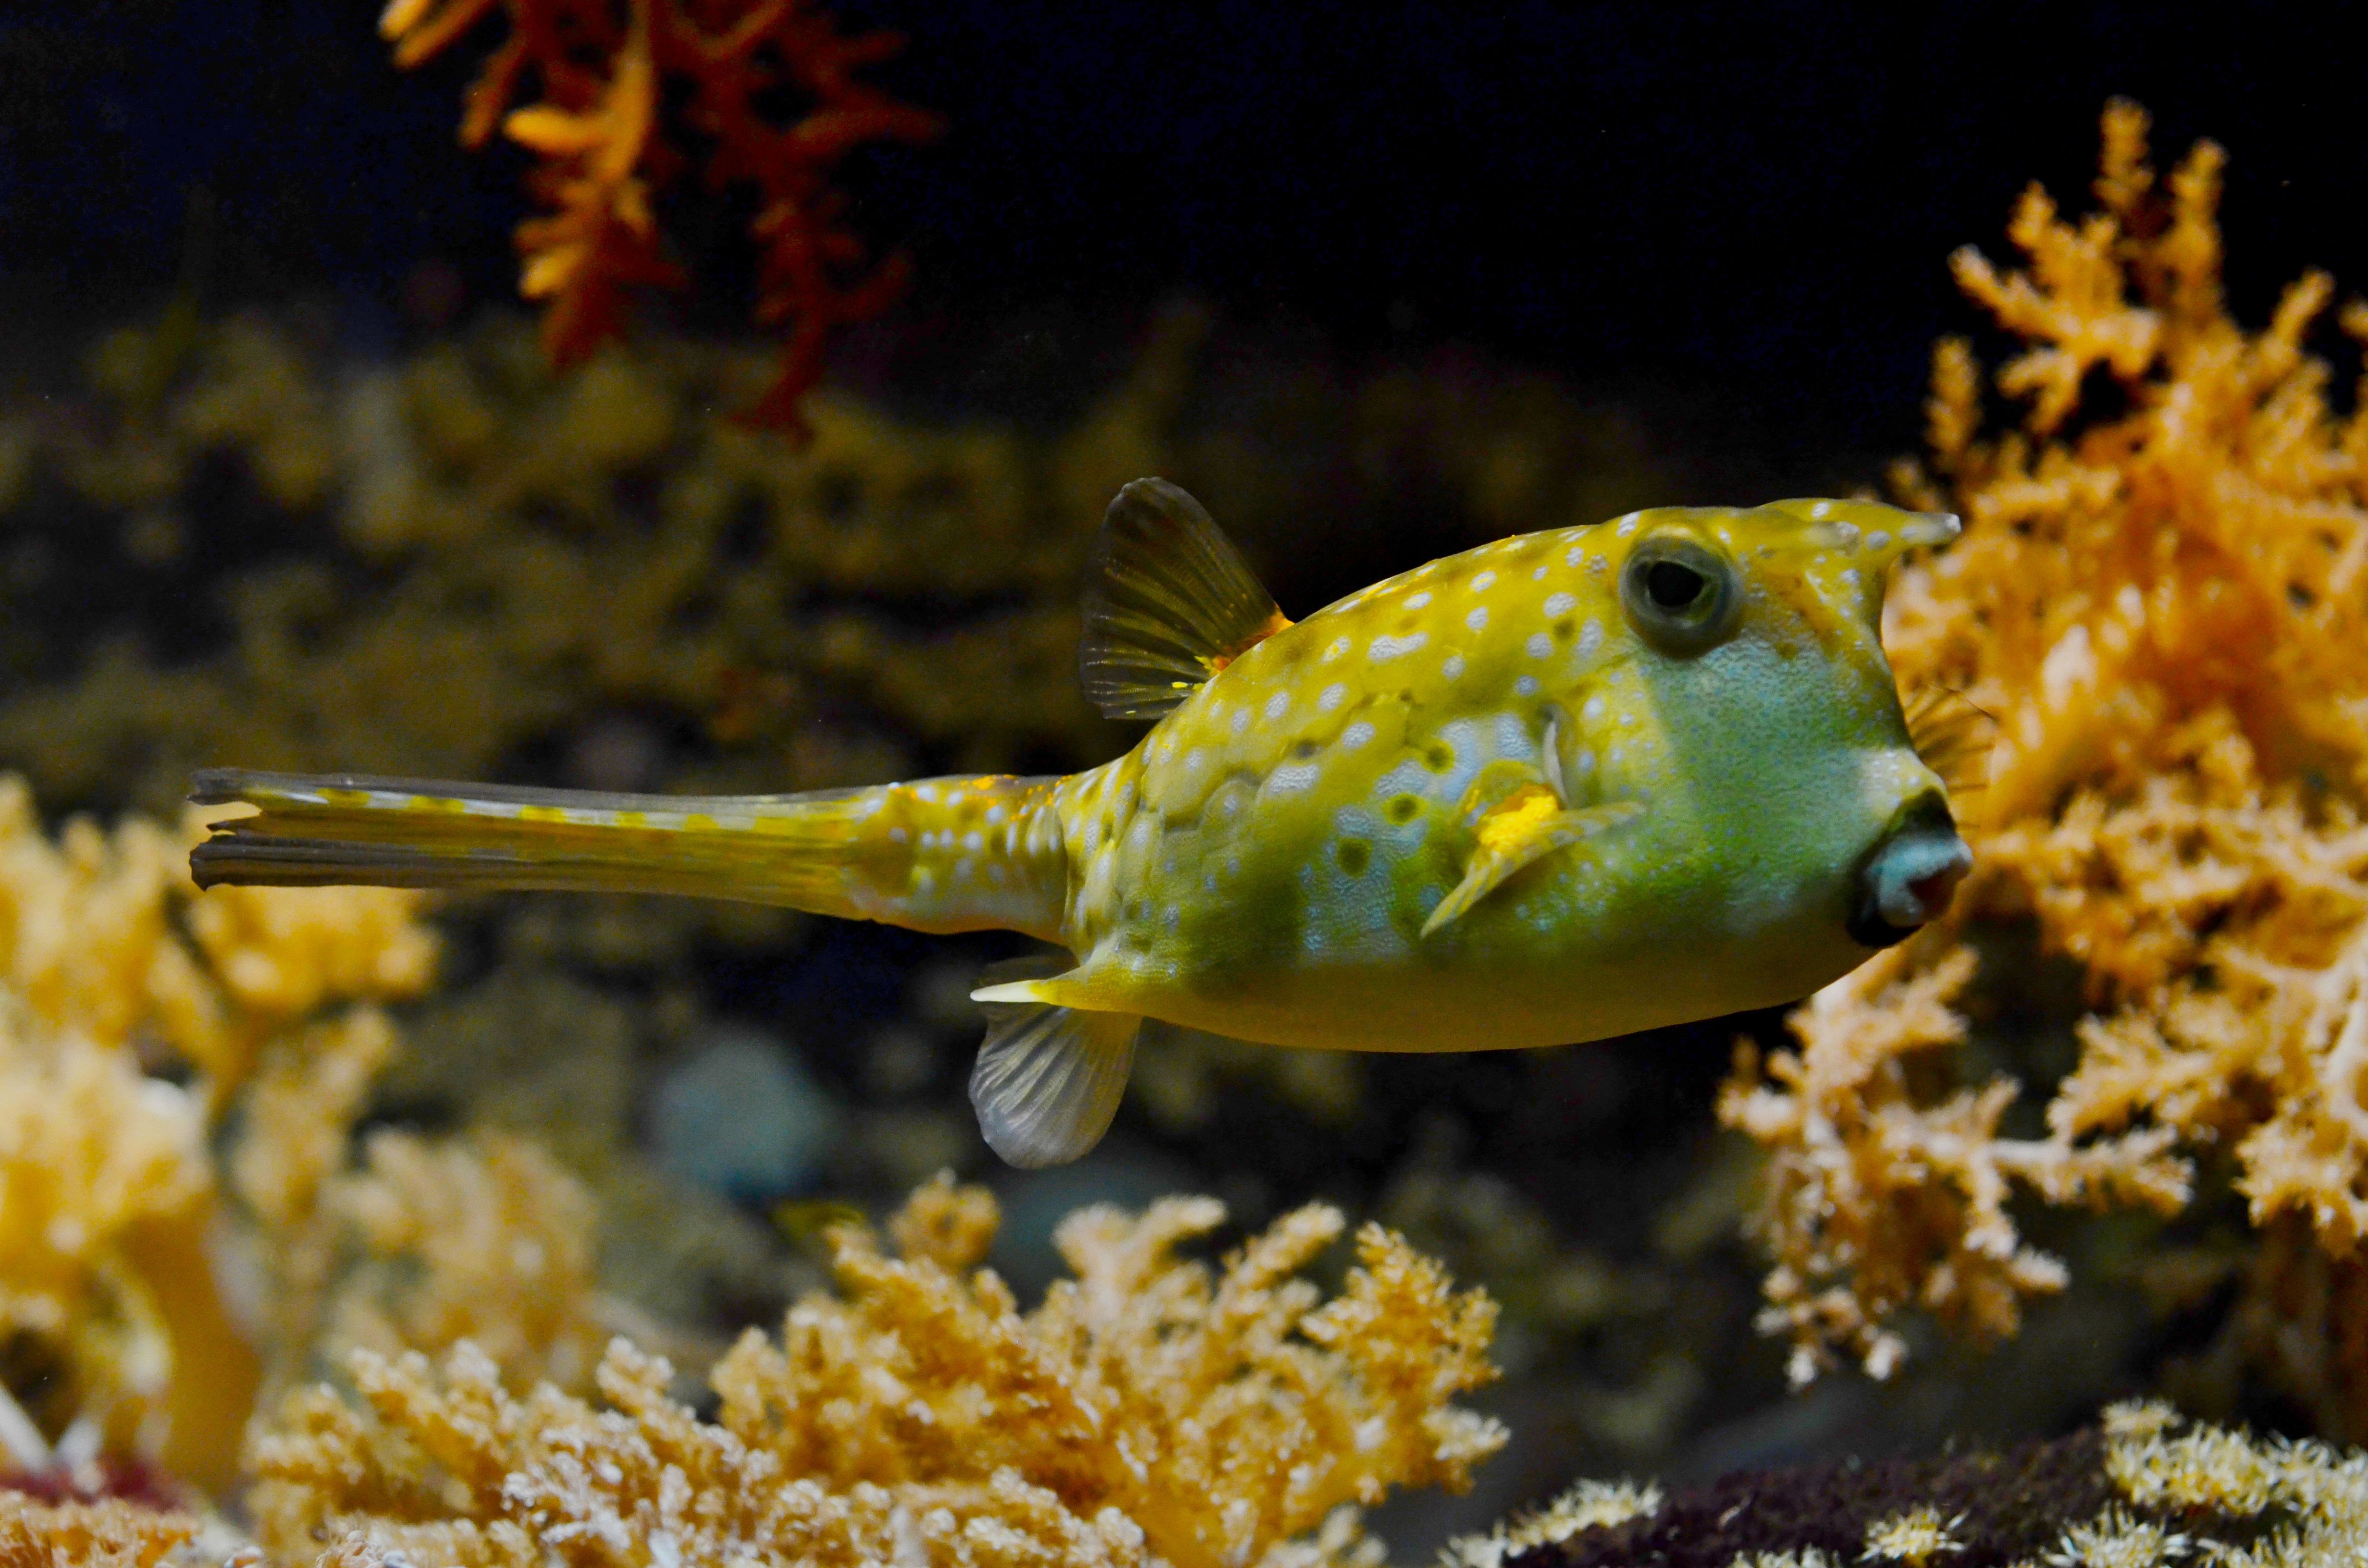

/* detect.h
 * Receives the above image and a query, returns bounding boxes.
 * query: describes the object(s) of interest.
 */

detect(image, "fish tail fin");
[189,768,1072,939]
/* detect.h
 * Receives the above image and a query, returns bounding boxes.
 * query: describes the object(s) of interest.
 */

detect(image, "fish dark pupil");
[1645,561,1704,611]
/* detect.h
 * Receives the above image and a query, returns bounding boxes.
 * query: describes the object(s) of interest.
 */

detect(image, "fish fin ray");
[1903,685,1995,796]
[1079,478,1290,721]
[969,990,1140,1168]
[1422,795,1642,937]
[969,951,1076,1006]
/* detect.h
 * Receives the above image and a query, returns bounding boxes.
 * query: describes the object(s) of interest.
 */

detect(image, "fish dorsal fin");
[1080,478,1291,721]
[1903,685,1995,796]
[969,956,1142,1167]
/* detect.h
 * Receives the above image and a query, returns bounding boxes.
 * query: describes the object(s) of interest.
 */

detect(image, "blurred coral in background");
[0,780,440,1489]
[378,0,941,433]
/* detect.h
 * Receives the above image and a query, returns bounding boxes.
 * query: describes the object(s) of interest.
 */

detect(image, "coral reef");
[1479,1402,2368,1568]
[0,778,439,1481]
[1722,100,2368,1428]
[380,0,941,433]
[245,1176,1503,1568]
[0,776,614,1497]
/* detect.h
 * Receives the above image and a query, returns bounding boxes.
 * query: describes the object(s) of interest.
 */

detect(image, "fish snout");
[1847,795,1972,949]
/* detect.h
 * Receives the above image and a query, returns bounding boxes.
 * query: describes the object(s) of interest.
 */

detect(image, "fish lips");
[1847,795,1973,949]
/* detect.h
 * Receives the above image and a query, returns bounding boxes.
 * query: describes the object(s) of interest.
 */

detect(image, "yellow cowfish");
[192,481,1979,1167]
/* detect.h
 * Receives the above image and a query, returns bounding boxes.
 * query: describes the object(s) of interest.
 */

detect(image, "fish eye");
[1618,536,1742,656]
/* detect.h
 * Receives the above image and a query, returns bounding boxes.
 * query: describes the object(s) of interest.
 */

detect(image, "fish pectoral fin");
[1078,478,1291,721]
[969,980,1141,1168]
[1421,789,1642,937]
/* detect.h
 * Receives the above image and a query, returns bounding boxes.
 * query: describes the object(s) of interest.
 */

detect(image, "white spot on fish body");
[1565,545,1587,566]
[915,784,940,803]
[1264,692,1291,721]
[1341,720,1377,750]
[1577,618,1603,656]
[1472,570,1497,591]
[1866,530,1890,552]
[1324,637,1352,662]
[1532,564,1549,580]
[1583,695,1607,723]
[1544,591,1576,617]
[1515,674,1540,696]
[1442,653,1466,682]
[1268,763,1321,795]
[1572,746,1595,775]
[1318,682,1349,711]
[1810,500,1833,518]
[1617,514,1641,537]
[1406,590,1433,608]
[1370,632,1429,661]
[888,826,908,844]
[1526,632,1553,659]
[1231,708,1252,734]
[1184,747,1208,771]
[1465,606,1490,632]
[963,830,985,852]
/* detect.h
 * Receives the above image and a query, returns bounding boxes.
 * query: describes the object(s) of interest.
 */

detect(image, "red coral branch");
[381,0,941,435]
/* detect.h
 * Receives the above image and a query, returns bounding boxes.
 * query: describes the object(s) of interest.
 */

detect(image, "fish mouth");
[1847,794,1972,949]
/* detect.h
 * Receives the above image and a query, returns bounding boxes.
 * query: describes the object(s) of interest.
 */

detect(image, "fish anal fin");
[1422,787,1641,938]
[1079,478,1291,721]
[969,985,1142,1168]
[1903,685,1995,796]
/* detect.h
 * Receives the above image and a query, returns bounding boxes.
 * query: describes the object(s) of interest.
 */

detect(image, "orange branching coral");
[1725,101,2368,1397]
[381,0,941,434]
[0,1493,199,1568]
[1719,940,2185,1384]
[247,1177,1504,1568]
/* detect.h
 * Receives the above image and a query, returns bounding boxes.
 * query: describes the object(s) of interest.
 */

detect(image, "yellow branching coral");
[324,1130,606,1396]
[246,1178,1503,1568]
[0,1008,210,1396]
[0,778,436,1103]
[0,776,447,1486]
[1438,1478,1662,1568]
[1725,100,2368,1407]
[0,1493,199,1568]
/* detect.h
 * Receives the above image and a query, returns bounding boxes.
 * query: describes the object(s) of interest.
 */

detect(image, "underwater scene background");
[10,6,2368,1566]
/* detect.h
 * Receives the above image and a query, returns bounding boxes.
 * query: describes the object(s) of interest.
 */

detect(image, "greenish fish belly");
[1072,729,1890,1052]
